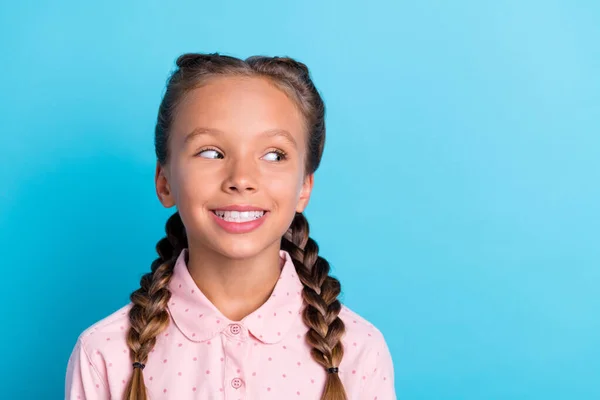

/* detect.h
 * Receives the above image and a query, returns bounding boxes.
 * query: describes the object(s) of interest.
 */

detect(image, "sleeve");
[360,330,397,400]
[65,337,110,400]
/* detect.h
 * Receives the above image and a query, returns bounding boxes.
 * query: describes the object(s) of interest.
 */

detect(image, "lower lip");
[210,211,269,234]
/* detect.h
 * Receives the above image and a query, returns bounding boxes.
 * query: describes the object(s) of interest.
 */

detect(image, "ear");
[155,160,176,208]
[295,173,314,213]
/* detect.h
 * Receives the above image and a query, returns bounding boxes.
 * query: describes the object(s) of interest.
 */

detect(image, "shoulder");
[66,303,134,398]
[338,303,389,347]
[338,304,397,397]
[73,302,133,355]
[78,302,133,338]
[336,303,394,369]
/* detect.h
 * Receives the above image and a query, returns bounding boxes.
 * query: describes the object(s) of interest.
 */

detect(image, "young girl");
[65,53,396,400]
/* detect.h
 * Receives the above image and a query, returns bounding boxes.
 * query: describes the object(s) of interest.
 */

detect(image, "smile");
[212,210,266,223]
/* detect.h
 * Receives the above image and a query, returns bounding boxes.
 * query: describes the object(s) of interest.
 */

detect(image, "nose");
[222,156,258,193]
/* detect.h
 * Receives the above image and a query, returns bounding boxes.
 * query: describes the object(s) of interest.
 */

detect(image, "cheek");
[265,170,302,191]
[172,167,218,203]
[265,175,304,208]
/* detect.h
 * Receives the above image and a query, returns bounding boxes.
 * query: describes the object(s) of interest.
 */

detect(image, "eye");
[195,147,287,161]
[196,147,223,159]
[263,149,288,162]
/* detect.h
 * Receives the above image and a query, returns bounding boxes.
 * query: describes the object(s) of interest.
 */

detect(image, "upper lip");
[211,205,268,212]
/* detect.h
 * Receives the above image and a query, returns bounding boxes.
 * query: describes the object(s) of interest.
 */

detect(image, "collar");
[167,248,305,344]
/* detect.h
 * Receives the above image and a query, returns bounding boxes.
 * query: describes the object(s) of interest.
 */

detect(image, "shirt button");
[229,324,241,335]
[231,377,243,389]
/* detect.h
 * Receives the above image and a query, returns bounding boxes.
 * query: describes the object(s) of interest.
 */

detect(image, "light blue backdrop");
[1,1,598,399]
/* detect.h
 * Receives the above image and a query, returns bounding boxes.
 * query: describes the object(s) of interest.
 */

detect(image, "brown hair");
[124,53,347,400]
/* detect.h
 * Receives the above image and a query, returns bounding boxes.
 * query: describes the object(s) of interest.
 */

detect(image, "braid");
[123,212,188,400]
[281,212,348,400]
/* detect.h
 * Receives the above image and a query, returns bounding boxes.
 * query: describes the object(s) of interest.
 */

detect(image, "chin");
[211,237,272,260]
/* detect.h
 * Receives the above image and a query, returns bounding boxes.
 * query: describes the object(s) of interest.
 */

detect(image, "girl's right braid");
[123,212,187,400]
[282,212,348,400]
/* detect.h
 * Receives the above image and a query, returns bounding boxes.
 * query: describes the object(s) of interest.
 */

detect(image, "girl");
[65,53,396,400]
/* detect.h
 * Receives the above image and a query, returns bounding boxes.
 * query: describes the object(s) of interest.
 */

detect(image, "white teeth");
[213,210,265,222]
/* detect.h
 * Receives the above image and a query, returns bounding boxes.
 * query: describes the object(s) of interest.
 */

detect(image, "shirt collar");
[167,248,304,344]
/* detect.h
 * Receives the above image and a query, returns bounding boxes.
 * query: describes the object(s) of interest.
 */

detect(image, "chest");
[118,326,365,400]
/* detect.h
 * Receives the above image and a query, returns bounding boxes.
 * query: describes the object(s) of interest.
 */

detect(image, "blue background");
[1,1,598,398]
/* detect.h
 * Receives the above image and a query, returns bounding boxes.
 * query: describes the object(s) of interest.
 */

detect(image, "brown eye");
[262,149,287,162]
[196,147,223,159]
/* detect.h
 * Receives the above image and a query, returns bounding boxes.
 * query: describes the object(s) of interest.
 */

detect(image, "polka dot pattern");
[65,249,396,399]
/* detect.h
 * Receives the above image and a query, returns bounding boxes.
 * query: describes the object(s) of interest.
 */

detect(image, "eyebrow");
[184,127,297,148]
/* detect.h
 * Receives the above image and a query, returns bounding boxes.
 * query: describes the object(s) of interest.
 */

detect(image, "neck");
[185,241,284,322]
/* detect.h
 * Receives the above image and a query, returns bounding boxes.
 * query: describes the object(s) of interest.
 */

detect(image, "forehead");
[170,75,305,145]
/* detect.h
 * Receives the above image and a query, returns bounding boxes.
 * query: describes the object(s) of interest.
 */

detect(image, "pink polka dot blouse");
[65,248,396,399]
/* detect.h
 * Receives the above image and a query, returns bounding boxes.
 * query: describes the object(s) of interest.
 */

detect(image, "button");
[229,324,241,335]
[231,377,243,389]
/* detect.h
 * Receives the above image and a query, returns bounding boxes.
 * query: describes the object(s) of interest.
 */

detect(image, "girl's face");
[156,75,313,259]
